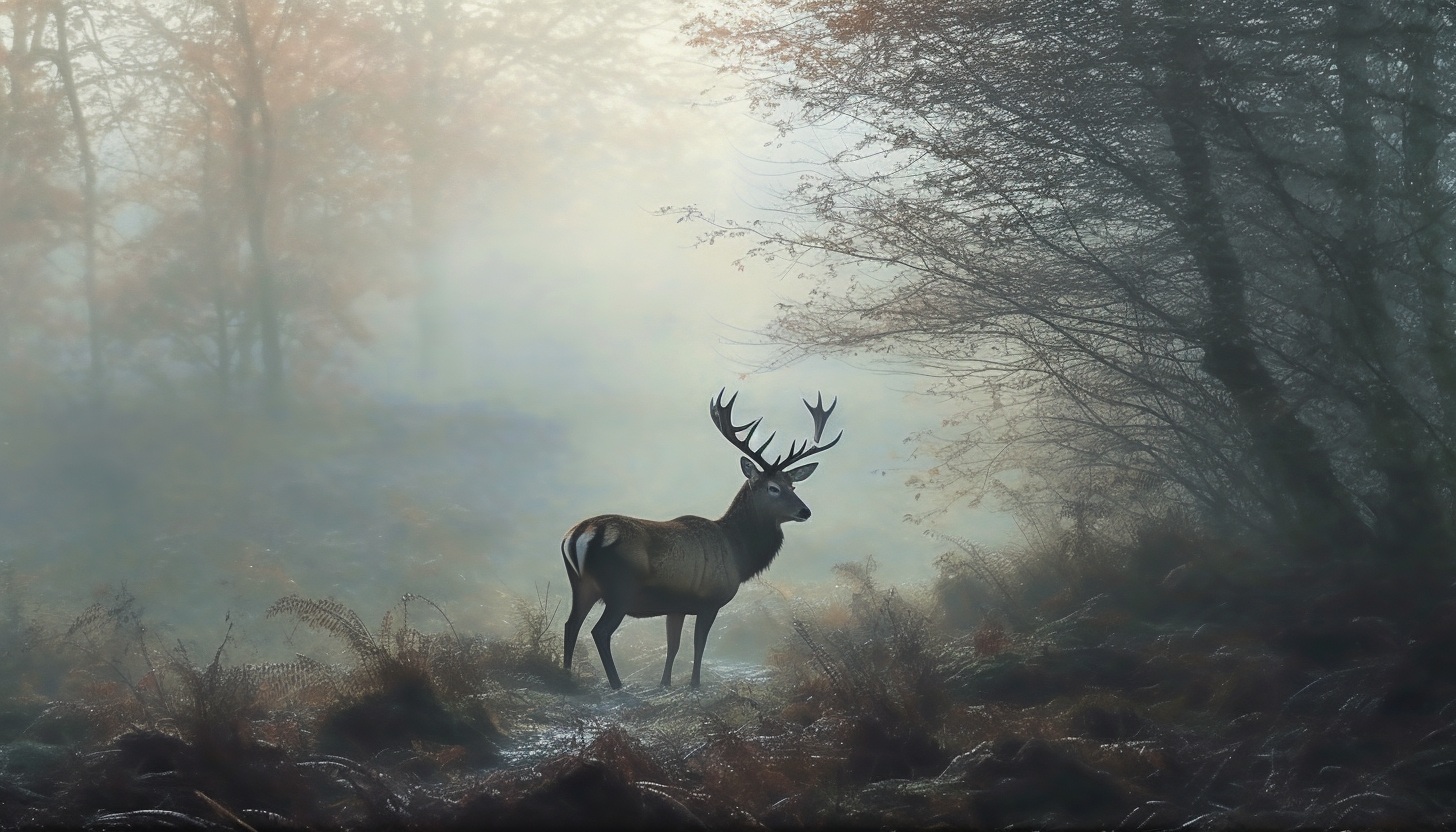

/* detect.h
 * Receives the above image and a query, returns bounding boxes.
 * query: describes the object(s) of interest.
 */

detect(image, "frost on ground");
[499,660,775,770]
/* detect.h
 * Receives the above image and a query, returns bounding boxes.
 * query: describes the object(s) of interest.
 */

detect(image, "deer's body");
[564,505,778,614]
[562,391,840,689]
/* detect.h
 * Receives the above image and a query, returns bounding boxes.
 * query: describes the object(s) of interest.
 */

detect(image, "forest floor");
[5,547,1456,831]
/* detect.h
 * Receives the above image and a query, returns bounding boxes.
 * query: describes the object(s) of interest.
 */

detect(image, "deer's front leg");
[690,608,719,689]
[662,613,685,687]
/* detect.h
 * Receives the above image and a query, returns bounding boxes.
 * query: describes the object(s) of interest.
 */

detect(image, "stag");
[561,390,842,689]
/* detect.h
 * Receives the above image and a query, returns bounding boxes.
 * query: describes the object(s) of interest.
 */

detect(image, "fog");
[12,3,1456,827]
[0,1,1018,654]
[343,20,1022,635]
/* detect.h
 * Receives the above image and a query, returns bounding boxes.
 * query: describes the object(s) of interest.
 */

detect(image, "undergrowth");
[0,586,577,828]
[3,515,1456,828]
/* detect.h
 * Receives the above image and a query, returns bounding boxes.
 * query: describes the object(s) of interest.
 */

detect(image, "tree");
[6,0,667,413]
[101,0,658,410]
[690,0,1456,572]
[0,2,73,379]
[125,0,398,414]
[1,1,119,403]
[368,0,656,384]
[48,0,104,404]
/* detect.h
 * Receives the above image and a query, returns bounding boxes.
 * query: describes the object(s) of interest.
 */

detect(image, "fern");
[266,594,502,703]
[267,596,386,668]
[792,618,847,696]
[252,654,346,706]
[925,530,1020,608]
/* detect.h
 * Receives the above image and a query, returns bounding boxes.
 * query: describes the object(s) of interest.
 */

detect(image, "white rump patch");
[573,527,596,575]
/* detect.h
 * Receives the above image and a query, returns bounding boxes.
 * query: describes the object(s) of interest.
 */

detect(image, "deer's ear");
[785,462,818,482]
[740,457,762,482]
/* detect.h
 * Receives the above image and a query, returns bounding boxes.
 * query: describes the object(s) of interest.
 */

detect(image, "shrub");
[266,594,503,762]
[773,557,952,783]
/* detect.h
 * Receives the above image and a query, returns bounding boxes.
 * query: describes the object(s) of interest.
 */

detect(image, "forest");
[5,0,1456,829]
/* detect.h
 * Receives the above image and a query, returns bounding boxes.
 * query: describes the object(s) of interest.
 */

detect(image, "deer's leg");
[563,591,591,672]
[562,566,598,672]
[689,608,719,689]
[661,613,685,687]
[591,603,629,690]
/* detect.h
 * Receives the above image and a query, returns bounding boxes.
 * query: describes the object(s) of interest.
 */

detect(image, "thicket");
[737,518,1456,828]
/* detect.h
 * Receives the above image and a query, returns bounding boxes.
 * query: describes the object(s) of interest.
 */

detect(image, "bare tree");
[691,0,1456,570]
[48,0,105,405]
[0,2,73,376]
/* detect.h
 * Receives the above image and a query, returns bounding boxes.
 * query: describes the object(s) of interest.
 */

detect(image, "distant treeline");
[0,0,649,415]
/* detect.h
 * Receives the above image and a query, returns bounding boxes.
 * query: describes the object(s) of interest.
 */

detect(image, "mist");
[9,2,1452,828]
[0,0,1013,651]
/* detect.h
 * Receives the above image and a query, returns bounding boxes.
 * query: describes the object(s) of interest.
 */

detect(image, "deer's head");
[711,390,842,524]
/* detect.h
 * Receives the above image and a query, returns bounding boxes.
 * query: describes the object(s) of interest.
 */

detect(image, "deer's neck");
[717,482,785,581]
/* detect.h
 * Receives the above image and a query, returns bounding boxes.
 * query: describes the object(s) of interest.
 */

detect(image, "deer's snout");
[796,507,812,521]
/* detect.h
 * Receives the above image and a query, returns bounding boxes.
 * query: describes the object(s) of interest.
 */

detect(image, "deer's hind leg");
[591,603,628,689]
[661,613,685,687]
[562,557,600,673]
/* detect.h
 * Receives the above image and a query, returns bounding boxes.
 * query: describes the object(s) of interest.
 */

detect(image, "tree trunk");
[1157,3,1372,558]
[230,0,285,417]
[1330,0,1449,564]
[52,1,104,408]
[1402,2,1456,438]
[200,122,231,410]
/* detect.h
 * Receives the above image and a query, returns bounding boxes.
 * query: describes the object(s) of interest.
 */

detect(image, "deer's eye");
[768,484,781,496]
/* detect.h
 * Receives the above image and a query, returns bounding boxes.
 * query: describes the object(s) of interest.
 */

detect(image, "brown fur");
[562,470,807,689]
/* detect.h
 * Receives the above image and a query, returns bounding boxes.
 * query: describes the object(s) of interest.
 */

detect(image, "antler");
[711,389,841,474]
[711,389,776,472]
[775,393,842,470]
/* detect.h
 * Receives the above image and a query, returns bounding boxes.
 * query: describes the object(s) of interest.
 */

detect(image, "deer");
[560,389,842,689]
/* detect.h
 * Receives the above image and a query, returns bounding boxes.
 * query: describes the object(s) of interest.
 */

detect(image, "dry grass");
[4,522,1456,828]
